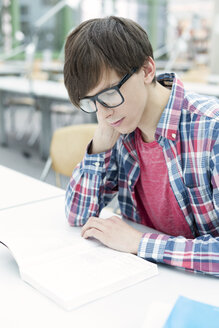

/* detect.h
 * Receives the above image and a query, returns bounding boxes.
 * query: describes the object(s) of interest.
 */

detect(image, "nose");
[96,102,114,117]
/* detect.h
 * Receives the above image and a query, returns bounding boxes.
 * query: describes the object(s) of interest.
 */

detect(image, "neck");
[138,81,171,143]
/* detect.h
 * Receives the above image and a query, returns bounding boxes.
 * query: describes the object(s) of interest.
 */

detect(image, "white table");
[0,195,218,328]
[0,165,64,211]
[184,81,219,98]
[0,64,27,76]
[208,74,219,85]
[0,77,70,159]
[40,62,63,80]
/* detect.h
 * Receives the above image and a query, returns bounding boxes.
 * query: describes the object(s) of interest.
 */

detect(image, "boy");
[64,16,219,276]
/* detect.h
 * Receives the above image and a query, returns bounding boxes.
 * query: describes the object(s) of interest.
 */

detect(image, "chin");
[118,125,137,135]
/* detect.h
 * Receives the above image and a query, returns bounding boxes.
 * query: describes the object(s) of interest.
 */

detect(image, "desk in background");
[0,165,64,211]
[40,62,63,80]
[0,77,71,159]
[207,75,219,85]
[0,61,27,77]
[184,82,219,98]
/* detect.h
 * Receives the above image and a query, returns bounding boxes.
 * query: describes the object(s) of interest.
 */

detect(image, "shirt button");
[128,180,132,186]
[171,133,176,139]
[94,162,100,167]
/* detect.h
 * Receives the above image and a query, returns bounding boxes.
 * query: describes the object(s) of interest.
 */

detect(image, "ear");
[142,57,156,84]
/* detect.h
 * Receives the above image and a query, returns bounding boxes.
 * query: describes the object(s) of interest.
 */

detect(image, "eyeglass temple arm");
[118,67,138,88]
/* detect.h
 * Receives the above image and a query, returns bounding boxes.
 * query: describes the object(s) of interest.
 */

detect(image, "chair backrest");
[50,123,97,177]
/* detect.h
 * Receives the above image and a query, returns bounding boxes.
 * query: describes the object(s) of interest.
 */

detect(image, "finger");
[81,217,99,230]
[81,217,105,236]
[83,227,103,242]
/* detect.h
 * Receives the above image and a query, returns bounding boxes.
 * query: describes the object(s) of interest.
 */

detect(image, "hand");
[81,216,143,254]
[90,107,121,154]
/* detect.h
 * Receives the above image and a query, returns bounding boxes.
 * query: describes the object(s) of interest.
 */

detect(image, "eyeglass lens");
[80,89,123,113]
[98,89,123,107]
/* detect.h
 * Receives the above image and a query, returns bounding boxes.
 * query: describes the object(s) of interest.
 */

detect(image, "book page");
[21,245,157,310]
[0,200,158,268]
[0,197,85,266]
[0,198,158,310]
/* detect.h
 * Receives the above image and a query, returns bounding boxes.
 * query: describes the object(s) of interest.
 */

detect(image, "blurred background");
[0,0,218,188]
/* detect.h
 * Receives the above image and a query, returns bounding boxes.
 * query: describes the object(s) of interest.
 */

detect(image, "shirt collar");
[155,72,185,141]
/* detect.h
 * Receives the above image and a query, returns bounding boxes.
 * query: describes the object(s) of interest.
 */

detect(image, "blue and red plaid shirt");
[65,73,219,276]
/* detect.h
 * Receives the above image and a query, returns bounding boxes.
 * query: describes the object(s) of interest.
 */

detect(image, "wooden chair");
[40,123,97,187]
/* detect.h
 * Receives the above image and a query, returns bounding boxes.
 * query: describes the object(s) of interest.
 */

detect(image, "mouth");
[109,117,124,127]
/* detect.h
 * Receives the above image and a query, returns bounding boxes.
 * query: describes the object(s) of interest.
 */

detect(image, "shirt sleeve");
[138,233,219,276]
[211,125,219,222]
[65,141,118,226]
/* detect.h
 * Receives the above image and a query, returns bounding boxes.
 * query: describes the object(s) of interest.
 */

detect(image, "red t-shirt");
[135,128,194,238]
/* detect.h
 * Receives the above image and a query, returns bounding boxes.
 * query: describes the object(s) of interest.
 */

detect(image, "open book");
[0,197,158,311]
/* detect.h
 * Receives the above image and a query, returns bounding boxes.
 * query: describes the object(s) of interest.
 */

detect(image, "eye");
[104,89,117,96]
[99,89,117,99]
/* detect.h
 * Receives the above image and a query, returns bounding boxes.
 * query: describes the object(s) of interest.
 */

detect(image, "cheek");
[124,89,147,117]
[118,102,144,133]
[124,78,147,105]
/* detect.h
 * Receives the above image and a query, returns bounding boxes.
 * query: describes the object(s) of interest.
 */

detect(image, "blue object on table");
[163,295,219,328]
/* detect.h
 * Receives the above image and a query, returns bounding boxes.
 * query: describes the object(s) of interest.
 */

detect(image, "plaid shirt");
[65,73,219,277]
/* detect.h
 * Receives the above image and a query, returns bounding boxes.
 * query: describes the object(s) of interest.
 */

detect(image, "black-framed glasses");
[79,67,138,113]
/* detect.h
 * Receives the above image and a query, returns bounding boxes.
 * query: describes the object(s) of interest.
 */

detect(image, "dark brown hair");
[64,16,155,108]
